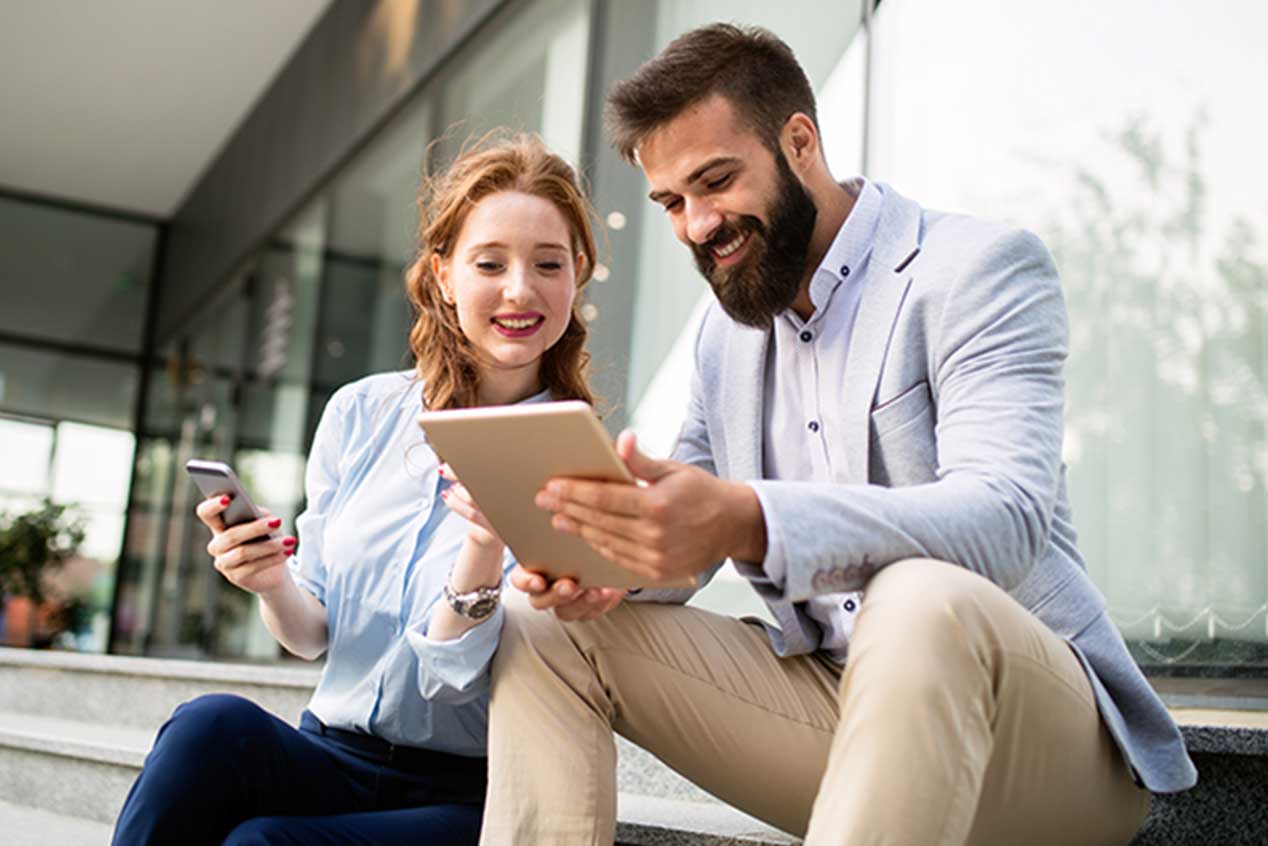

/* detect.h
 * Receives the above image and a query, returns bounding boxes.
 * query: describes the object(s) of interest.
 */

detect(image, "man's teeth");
[714,233,746,258]
[494,316,540,329]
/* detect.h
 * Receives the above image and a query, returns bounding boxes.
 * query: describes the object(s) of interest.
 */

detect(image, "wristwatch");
[443,579,502,620]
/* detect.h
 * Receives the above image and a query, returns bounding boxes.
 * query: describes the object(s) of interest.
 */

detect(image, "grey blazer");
[642,183,1196,793]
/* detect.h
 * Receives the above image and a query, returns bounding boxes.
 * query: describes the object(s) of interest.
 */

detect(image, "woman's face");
[433,190,582,403]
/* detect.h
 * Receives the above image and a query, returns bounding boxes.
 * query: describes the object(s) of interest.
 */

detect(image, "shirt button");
[808,420,820,433]
[844,598,857,613]
[799,330,813,343]
[840,264,850,277]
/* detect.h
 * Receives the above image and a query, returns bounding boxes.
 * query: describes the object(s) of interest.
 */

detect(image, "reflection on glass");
[0,196,155,353]
[0,342,139,430]
[869,0,1268,671]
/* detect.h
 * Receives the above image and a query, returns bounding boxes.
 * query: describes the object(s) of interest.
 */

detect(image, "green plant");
[0,499,86,605]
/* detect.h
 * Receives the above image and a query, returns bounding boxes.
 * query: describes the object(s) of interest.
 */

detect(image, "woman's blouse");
[289,370,548,756]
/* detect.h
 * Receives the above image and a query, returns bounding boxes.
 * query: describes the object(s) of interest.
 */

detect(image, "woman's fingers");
[195,495,230,532]
[214,536,295,573]
[207,515,282,555]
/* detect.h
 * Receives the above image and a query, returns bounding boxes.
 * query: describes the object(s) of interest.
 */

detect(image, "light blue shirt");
[759,178,882,662]
[290,370,546,755]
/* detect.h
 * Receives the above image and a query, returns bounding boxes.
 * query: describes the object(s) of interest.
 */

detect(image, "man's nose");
[684,197,723,246]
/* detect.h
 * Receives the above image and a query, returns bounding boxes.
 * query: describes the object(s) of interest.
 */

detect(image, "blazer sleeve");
[738,229,1069,603]
[628,310,724,605]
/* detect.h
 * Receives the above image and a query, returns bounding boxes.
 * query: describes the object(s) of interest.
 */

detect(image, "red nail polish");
[220,496,231,506]
[268,518,282,528]
[283,536,297,546]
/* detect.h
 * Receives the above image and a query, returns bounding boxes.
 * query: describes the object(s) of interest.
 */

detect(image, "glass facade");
[864,0,1268,677]
[0,194,157,651]
[6,1,1267,703]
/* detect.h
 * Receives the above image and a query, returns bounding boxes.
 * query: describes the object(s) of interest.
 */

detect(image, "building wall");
[3,0,1265,693]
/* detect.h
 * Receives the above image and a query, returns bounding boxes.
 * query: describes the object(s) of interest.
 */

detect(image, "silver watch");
[443,580,502,620]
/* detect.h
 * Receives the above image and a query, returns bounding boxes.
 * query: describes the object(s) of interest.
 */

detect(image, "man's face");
[638,94,817,328]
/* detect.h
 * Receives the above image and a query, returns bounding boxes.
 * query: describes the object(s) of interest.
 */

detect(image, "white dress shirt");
[758,179,882,662]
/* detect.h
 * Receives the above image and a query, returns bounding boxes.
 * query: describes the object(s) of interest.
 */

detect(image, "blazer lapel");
[720,323,770,481]
[841,185,924,483]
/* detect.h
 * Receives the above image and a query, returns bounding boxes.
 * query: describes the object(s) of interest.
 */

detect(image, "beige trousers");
[480,559,1151,845]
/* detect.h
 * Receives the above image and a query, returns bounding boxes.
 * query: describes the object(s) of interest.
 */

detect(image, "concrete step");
[4,648,1267,846]
[0,647,319,731]
[616,795,797,845]
[0,710,148,825]
[0,798,111,846]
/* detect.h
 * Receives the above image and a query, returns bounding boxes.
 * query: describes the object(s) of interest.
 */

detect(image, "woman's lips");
[491,313,545,337]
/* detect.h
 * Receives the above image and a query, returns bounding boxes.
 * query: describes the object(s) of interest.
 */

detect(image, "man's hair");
[605,23,818,164]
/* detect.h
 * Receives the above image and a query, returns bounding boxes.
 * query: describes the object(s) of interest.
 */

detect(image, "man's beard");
[691,153,818,329]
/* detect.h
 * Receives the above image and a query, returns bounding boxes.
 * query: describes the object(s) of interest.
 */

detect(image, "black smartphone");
[184,459,278,540]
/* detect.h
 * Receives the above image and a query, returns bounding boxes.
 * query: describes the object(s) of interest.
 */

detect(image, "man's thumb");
[615,430,671,481]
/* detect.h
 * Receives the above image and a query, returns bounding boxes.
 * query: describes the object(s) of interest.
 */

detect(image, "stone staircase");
[1,646,1264,845]
[0,647,790,845]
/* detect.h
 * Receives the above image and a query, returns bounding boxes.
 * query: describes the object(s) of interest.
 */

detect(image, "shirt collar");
[519,386,555,405]
[802,177,883,318]
[416,380,555,445]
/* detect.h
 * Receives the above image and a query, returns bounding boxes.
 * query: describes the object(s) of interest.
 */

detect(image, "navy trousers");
[111,694,485,845]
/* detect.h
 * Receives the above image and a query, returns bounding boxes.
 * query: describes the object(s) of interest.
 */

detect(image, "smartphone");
[184,459,278,541]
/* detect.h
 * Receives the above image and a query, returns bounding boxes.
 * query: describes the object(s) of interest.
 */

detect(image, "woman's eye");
[537,261,563,272]
[475,261,502,272]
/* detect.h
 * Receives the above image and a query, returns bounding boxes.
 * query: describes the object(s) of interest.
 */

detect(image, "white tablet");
[417,400,693,590]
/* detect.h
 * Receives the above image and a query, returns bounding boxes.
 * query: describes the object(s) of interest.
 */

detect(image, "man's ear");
[780,112,820,174]
[430,253,454,304]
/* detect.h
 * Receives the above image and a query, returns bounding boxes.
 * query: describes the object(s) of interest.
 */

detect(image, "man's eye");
[706,174,732,190]
[661,198,682,213]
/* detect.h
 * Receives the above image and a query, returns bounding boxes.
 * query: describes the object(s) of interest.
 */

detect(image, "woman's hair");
[405,132,598,410]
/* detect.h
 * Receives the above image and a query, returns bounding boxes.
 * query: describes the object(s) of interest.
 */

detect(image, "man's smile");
[710,231,751,266]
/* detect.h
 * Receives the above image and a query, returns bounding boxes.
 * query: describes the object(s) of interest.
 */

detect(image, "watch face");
[465,596,499,619]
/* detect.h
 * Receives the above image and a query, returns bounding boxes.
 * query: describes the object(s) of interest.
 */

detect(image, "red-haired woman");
[113,134,602,845]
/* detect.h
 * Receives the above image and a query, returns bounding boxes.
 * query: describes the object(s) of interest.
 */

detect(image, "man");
[481,24,1196,846]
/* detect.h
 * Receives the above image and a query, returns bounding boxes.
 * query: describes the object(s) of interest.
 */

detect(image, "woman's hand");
[195,495,297,597]
[438,464,504,552]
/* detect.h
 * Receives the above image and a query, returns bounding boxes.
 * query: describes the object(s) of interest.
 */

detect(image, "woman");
[112,134,598,845]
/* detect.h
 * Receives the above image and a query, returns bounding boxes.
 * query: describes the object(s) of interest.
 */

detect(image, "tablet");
[417,400,693,590]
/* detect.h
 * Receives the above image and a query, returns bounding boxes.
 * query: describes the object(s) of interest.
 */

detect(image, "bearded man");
[480,23,1196,846]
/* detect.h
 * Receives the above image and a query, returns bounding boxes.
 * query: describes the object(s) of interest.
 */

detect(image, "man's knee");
[856,558,1010,654]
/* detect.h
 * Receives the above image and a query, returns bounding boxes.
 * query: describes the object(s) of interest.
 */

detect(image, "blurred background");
[0,0,1265,700]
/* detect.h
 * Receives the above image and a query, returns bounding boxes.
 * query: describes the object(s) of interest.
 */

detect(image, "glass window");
[435,0,591,166]
[868,0,1268,676]
[0,196,155,353]
[0,342,139,429]
[0,416,54,514]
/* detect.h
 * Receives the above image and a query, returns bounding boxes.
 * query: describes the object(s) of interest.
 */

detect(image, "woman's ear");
[575,252,587,283]
[430,253,454,304]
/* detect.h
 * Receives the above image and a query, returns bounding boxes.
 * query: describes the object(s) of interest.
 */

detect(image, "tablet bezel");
[417,401,693,590]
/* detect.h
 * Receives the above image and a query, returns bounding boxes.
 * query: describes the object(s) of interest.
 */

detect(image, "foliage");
[0,499,86,606]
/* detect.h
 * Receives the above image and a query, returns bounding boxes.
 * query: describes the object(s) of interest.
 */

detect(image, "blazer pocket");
[870,380,932,437]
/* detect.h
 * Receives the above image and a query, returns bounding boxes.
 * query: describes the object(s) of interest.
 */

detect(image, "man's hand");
[508,565,626,621]
[534,430,768,585]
